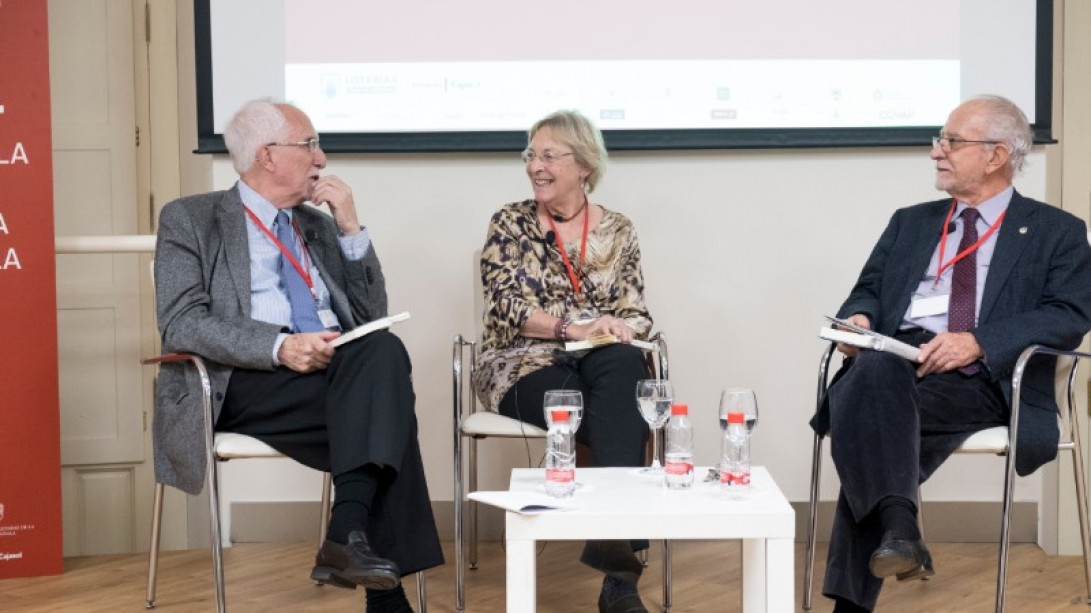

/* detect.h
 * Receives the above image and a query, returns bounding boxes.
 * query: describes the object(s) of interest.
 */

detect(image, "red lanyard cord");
[545,199,590,302]
[935,199,1006,283]
[243,206,316,296]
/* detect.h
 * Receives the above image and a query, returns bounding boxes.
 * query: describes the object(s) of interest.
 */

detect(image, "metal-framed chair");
[143,353,428,612]
[452,332,671,612]
[803,343,1091,613]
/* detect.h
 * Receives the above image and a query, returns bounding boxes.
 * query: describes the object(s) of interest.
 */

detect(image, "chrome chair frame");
[802,343,1091,613]
[144,353,427,612]
[453,332,671,612]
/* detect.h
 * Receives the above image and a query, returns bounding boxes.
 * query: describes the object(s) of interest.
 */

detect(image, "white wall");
[218,145,1050,512]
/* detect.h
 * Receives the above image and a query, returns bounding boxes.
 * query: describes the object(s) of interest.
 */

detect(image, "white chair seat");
[460,411,547,438]
[214,432,282,459]
[958,426,1010,454]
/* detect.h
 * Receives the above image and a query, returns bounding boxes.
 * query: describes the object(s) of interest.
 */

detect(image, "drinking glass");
[544,390,583,433]
[635,379,674,474]
[719,388,758,435]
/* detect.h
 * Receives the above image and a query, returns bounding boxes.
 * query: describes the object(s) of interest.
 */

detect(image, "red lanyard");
[935,198,1006,283]
[545,200,590,301]
[243,206,317,299]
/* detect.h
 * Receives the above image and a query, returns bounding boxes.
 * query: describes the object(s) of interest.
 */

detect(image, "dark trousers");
[499,343,651,576]
[823,344,1007,610]
[217,330,443,575]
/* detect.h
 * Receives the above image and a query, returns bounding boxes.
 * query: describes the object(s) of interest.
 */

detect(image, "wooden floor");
[1,539,1089,612]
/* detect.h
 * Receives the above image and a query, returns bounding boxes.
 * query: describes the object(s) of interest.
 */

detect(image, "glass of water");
[719,388,758,435]
[635,379,674,474]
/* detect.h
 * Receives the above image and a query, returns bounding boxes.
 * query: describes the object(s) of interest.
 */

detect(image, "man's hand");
[312,175,360,236]
[569,315,634,343]
[277,331,340,373]
[835,314,871,357]
[916,332,982,377]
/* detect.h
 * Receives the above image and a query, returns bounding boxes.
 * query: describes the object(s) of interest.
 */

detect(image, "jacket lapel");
[217,187,252,316]
[980,191,1033,322]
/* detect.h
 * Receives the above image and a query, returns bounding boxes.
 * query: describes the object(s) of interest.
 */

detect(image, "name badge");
[317,309,342,331]
[910,294,949,318]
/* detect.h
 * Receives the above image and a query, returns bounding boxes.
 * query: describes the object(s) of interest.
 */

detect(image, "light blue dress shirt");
[236,180,372,363]
[901,185,1013,333]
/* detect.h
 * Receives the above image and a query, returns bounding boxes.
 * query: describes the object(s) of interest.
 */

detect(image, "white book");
[564,334,657,352]
[330,312,411,348]
[819,326,921,363]
[468,490,577,514]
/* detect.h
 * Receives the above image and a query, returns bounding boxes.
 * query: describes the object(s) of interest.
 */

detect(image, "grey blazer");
[813,190,1091,476]
[153,185,387,494]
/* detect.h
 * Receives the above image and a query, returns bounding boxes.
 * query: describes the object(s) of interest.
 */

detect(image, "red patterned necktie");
[948,207,980,374]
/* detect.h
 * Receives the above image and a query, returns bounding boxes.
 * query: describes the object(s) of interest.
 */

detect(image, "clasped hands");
[278,331,341,373]
[567,315,634,343]
[835,314,983,377]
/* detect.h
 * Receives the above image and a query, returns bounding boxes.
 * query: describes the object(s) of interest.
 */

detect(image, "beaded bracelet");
[559,319,572,341]
[553,318,566,340]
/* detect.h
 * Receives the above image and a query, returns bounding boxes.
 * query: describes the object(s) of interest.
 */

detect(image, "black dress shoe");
[868,532,928,579]
[598,591,649,613]
[310,531,400,591]
[895,546,935,581]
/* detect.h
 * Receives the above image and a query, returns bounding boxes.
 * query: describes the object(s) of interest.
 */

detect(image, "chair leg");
[208,460,227,613]
[416,570,428,612]
[662,540,673,612]
[803,433,825,612]
[455,430,466,613]
[469,436,480,570]
[1068,422,1091,604]
[145,482,165,609]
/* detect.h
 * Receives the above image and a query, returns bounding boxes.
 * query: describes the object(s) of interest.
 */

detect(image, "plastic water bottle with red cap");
[664,403,694,489]
[545,409,576,497]
[721,411,751,490]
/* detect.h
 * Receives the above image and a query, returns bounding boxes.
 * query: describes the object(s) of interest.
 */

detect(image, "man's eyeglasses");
[521,149,574,165]
[268,137,321,152]
[931,136,1000,152]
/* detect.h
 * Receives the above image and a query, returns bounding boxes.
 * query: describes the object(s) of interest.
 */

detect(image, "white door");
[49,0,150,556]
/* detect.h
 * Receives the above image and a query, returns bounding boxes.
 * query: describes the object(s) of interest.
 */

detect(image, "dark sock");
[600,574,639,600]
[878,495,921,541]
[365,584,413,613]
[327,464,383,544]
[833,596,870,613]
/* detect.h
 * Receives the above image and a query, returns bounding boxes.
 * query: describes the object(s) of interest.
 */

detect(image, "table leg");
[507,537,537,612]
[742,538,766,613]
[742,537,793,613]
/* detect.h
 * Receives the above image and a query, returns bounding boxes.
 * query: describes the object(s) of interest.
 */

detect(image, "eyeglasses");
[521,149,574,165]
[932,136,1000,152]
[268,137,321,152]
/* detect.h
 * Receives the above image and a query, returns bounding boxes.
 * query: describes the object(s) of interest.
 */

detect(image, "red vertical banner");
[0,0,63,578]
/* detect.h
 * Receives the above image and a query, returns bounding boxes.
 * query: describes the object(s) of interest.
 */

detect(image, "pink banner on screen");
[0,0,63,580]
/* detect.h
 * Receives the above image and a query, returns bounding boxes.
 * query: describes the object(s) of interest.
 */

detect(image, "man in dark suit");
[814,95,1091,612]
[154,99,441,613]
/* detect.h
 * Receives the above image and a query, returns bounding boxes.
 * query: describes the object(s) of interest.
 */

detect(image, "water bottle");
[545,410,576,497]
[664,403,694,489]
[721,411,751,489]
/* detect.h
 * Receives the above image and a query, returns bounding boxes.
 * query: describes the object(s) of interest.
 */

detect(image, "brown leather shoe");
[310,531,400,590]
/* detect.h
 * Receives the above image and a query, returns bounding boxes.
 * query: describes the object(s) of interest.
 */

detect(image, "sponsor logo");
[0,552,23,562]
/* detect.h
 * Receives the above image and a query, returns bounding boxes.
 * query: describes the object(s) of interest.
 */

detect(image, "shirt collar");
[237,179,290,228]
[956,185,1013,226]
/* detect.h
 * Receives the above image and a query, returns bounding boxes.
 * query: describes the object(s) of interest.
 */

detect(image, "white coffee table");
[504,466,794,612]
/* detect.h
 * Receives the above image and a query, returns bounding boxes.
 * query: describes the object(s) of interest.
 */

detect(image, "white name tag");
[317,309,342,331]
[910,294,949,318]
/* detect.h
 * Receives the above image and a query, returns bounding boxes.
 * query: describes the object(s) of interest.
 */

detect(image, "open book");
[820,316,921,362]
[468,490,577,514]
[564,333,656,352]
[330,312,411,348]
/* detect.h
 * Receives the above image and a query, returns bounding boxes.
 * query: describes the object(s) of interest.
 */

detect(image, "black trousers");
[217,330,443,575]
[500,343,651,574]
[823,340,1007,610]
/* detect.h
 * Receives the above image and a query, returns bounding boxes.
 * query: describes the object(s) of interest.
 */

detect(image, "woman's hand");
[569,315,633,343]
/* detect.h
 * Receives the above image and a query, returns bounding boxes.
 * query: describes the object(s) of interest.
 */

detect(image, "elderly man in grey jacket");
[154,99,441,613]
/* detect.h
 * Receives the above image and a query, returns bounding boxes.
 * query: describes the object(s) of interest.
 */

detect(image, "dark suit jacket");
[153,185,387,494]
[815,190,1091,476]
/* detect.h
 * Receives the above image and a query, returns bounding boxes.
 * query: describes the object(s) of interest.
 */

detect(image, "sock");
[365,585,413,613]
[600,574,638,601]
[326,464,383,544]
[832,596,870,613]
[878,495,921,541]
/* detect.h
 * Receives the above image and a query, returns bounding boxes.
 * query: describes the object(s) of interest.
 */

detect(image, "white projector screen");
[194,0,1052,152]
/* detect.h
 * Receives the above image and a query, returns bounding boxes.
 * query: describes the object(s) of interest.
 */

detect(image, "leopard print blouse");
[472,199,653,412]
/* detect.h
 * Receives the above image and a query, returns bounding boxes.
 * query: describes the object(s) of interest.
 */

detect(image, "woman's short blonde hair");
[528,110,608,193]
